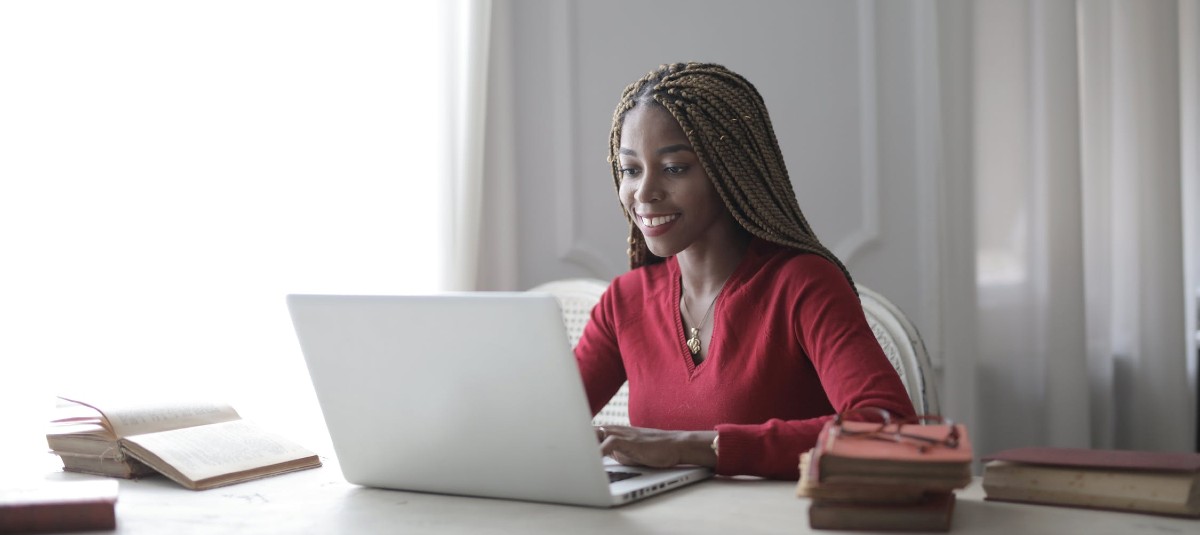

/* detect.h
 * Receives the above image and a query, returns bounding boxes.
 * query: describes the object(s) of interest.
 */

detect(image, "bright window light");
[0,0,450,457]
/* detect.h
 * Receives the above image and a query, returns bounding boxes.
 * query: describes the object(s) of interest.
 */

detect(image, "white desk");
[31,455,1199,534]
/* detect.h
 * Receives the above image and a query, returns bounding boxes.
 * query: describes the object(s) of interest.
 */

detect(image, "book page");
[49,398,107,426]
[121,419,317,483]
[58,396,241,438]
[46,421,115,440]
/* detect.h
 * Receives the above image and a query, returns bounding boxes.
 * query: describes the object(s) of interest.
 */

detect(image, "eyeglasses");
[832,407,960,453]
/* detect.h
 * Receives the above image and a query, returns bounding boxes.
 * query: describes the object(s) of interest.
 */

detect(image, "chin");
[643,241,680,259]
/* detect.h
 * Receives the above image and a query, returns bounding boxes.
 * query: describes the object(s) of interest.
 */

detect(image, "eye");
[664,165,688,175]
[619,167,641,178]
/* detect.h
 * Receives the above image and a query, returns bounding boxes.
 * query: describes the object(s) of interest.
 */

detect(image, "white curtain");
[0,0,470,470]
[973,0,1196,454]
[474,0,521,292]
[444,0,496,291]
[1185,1,1200,430]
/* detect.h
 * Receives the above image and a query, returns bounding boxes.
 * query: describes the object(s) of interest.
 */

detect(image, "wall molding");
[554,0,624,275]
[830,0,882,266]
[550,1,620,277]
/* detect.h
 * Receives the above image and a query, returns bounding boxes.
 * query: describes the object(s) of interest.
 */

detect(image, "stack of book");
[46,399,157,479]
[46,395,322,490]
[982,447,1200,518]
[797,417,974,532]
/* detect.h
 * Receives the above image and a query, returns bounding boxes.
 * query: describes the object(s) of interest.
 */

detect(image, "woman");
[575,63,915,480]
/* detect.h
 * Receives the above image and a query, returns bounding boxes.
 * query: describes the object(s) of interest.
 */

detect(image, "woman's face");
[617,103,731,259]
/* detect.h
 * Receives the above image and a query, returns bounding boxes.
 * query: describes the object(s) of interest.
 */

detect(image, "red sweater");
[575,238,915,480]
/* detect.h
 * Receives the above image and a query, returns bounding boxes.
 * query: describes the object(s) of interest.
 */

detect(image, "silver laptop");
[286,292,712,507]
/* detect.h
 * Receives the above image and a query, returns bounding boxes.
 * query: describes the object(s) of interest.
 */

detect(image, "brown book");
[808,492,956,532]
[810,419,974,491]
[799,417,970,533]
[0,480,118,533]
[56,452,159,480]
[48,396,321,490]
[797,451,929,505]
[47,406,158,480]
[982,447,1200,517]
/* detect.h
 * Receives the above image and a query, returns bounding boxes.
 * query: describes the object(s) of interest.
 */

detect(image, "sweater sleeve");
[715,260,916,480]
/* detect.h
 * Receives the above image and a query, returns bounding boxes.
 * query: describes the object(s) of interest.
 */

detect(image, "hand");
[595,425,717,469]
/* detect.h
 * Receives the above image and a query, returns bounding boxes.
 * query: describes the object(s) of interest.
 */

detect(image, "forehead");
[619,104,689,152]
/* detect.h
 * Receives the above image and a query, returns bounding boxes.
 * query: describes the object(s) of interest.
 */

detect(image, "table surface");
[13,453,1196,535]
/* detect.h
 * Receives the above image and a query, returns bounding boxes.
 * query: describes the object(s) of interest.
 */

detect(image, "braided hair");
[608,62,855,289]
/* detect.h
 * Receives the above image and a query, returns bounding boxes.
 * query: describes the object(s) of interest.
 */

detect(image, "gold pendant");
[687,327,701,355]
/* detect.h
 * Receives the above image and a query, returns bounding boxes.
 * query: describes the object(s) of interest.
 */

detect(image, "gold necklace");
[681,287,721,356]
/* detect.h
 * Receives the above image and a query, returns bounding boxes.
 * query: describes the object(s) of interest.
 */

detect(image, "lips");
[636,212,680,237]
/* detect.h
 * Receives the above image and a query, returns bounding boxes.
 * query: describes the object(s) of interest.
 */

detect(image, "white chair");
[855,284,941,416]
[528,278,628,426]
[530,279,940,427]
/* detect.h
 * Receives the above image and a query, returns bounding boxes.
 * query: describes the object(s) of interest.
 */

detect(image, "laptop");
[286,292,712,507]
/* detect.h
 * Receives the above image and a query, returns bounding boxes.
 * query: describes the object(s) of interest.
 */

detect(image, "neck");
[676,231,752,297]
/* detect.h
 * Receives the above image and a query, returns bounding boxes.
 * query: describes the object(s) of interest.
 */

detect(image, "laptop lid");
[286,293,710,508]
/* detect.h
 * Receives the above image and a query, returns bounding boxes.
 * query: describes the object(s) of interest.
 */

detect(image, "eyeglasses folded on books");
[832,407,961,453]
[808,408,974,491]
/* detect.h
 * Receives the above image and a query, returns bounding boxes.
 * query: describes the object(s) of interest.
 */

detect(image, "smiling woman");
[579,63,915,480]
[0,0,466,461]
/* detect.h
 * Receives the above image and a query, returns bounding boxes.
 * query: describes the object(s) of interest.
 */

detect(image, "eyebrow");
[618,144,695,157]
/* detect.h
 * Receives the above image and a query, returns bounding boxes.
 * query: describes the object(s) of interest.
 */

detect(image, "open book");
[47,396,321,490]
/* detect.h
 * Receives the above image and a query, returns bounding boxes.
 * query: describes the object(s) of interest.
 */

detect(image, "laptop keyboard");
[607,470,641,483]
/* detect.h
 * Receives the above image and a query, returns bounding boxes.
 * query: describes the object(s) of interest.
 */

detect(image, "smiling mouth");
[640,214,679,228]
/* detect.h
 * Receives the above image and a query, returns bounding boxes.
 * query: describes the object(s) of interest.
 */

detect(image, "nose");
[633,169,665,204]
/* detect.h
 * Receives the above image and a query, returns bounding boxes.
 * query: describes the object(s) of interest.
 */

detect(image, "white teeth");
[641,214,679,227]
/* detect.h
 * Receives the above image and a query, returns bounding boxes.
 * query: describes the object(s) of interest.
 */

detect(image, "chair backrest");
[528,278,609,347]
[855,284,941,415]
[530,279,939,426]
[528,278,628,426]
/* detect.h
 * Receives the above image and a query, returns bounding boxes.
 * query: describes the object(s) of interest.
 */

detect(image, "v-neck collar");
[667,237,767,377]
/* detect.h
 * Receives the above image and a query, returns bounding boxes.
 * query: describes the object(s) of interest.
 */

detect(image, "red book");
[0,480,118,533]
[810,419,973,491]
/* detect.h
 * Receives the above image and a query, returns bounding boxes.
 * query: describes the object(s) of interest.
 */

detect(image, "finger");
[594,426,606,442]
[600,436,645,467]
[599,425,634,440]
[599,435,625,460]
[602,441,636,466]
[610,450,640,467]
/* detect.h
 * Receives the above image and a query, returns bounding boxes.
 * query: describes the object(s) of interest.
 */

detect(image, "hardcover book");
[0,479,118,533]
[808,491,957,532]
[982,447,1200,518]
[54,452,158,480]
[47,396,321,490]
[797,451,930,505]
[809,419,973,490]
